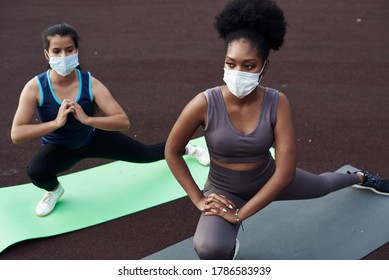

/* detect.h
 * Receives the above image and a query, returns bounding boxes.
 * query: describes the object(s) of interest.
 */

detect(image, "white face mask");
[223,62,266,99]
[48,52,79,77]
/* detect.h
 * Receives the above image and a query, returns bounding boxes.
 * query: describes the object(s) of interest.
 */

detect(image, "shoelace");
[42,192,55,204]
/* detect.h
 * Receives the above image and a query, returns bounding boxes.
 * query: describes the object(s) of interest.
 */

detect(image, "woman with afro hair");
[165,0,388,259]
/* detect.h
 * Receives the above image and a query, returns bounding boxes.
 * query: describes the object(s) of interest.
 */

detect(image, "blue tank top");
[35,69,96,149]
[203,86,279,163]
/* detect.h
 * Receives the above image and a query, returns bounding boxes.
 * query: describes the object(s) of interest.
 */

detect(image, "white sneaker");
[189,145,210,166]
[35,184,64,217]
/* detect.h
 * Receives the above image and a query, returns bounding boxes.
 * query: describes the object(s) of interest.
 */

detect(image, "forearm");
[165,150,204,208]
[83,114,130,131]
[11,121,59,144]
[238,170,294,222]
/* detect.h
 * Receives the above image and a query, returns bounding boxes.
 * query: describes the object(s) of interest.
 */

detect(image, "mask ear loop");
[257,60,267,83]
[258,60,267,76]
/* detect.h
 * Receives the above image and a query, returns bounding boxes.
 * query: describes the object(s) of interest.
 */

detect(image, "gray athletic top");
[203,86,279,163]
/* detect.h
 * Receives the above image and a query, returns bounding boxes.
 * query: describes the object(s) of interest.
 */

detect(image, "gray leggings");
[193,157,360,259]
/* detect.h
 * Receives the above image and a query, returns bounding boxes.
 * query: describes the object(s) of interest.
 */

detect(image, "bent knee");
[194,238,233,260]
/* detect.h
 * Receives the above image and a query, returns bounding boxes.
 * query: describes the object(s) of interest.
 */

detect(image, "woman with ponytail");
[11,23,209,217]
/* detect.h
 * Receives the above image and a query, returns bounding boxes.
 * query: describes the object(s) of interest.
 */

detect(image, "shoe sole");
[198,160,210,166]
[352,184,389,196]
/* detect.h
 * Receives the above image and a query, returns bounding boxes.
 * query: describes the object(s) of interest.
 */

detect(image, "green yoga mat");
[0,137,209,253]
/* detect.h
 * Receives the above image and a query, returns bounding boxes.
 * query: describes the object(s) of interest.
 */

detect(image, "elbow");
[283,160,296,185]
[275,165,296,187]
[10,131,22,145]
[11,137,19,145]
[164,145,172,164]
[11,125,30,144]
[164,142,180,166]
[117,116,130,131]
[285,169,296,186]
[122,115,130,131]
[283,163,296,186]
[122,120,130,131]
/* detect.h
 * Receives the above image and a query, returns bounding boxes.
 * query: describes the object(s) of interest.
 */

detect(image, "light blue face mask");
[48,52,79,76]
[223,61,267,99]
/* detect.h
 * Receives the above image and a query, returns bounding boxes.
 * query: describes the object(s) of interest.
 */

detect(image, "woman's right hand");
[197,193,238,224]
[197,193,236,214]
[55,99,75,128]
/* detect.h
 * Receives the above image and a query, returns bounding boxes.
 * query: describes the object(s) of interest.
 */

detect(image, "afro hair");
[214,0,286,51]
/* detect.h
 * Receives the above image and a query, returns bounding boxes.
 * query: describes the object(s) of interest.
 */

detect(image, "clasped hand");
[56,99,88,127]
[197,193,238,224]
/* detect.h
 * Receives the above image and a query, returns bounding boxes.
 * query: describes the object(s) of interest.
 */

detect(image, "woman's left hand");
[69,100,89,124]
[201,193,238,224]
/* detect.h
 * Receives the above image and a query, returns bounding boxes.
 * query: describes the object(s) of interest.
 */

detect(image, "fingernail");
[228,204,233,209]
[222,208,227,213]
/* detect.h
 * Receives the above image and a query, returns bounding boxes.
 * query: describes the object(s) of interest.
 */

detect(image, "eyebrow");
[225,56,258,62]
[51,46,75,51]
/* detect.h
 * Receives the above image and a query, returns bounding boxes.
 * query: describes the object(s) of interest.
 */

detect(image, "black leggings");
[193,157,361,260]
[27,129,166,191]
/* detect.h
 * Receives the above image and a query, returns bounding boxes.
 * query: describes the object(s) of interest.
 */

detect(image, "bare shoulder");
[184,91,208,115]
[90,76,113,99]
[24,77,39,91]
[276,90,288,101]
[20,77,40,102]
[176,91,209,128]
[192,91,208,106]
[90,76,105,90]
[276,90,292,109]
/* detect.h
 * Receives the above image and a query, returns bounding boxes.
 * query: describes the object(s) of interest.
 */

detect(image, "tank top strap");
[203,86,224,131]
[264,87,279,128]
[78,70,93,102]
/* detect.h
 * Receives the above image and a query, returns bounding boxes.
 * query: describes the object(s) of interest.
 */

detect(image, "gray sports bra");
[203,86,279,163]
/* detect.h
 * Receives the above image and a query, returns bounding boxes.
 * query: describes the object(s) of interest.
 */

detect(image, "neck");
[228,86,261,105]
[49,69,77,84]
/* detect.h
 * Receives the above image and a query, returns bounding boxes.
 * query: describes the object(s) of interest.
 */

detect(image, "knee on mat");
[194,238,231,260]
